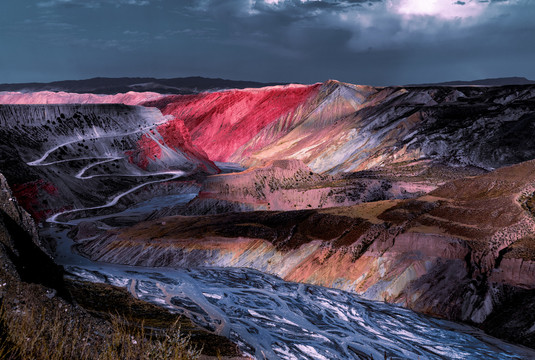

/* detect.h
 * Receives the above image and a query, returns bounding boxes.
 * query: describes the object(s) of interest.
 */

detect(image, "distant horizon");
[1,74,534,88]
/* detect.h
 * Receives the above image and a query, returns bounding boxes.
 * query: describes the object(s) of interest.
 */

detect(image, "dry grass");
[0,300,201,360]
[320,199,399,224]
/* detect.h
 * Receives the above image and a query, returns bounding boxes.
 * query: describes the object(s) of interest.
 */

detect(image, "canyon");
[74,159,535,346]
[2,79,535,358]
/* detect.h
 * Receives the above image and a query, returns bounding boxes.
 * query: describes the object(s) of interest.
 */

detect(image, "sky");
[0,0,534,86]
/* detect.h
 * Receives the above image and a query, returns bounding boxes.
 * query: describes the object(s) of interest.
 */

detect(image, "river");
[40,199,535,360]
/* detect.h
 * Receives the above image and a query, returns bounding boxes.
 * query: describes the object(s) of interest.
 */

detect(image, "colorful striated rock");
[143,83,323,162]
[0,104,217,222]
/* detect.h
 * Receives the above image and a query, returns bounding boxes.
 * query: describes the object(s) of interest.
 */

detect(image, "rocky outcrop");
[0,173,65,291]
[75,160,535,348]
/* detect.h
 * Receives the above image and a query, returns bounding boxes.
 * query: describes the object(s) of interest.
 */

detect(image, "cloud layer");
[36,0,151,8]
[0,0,532,85]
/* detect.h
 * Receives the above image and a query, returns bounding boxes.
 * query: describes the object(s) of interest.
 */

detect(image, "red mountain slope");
[143,84,322,162]
[133,117,217,173]
[0,91,219,175]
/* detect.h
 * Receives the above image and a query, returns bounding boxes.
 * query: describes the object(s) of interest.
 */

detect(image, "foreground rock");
[76,160,535,348]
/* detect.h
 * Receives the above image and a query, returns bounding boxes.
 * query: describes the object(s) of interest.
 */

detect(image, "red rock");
[11,180,60,221]
[132,117,218,173]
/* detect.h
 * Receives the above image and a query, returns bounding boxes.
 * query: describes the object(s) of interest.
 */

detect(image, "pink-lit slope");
[143,84,322,162]
[0,91,164,105]
[132,118,218,173]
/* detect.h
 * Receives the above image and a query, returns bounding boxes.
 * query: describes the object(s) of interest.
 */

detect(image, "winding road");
[26,125,186,225]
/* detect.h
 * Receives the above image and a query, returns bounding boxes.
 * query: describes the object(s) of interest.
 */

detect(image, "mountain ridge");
[3,76,534,94]
[406,76,535,87]
[0,76,285,95]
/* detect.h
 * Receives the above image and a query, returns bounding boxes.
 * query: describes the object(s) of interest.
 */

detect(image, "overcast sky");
[0,0,534,85]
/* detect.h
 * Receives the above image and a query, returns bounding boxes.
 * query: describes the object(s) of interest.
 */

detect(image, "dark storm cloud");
[36,0,152,8]
[0,0,534,85]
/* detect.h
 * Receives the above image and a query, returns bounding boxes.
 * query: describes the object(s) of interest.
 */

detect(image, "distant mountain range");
[407,76,535,87]
[0,76,283,95]
[2,76,534,95]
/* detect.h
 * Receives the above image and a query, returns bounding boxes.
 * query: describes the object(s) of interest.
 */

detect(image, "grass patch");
[0,299,201,360]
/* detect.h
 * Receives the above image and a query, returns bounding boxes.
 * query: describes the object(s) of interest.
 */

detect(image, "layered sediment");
[4,81,535,349]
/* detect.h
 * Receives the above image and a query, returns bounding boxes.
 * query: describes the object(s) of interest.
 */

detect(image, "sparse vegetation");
[0,300,201,360]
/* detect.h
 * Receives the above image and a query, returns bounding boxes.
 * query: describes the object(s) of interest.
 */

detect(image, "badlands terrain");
[2,77,535,358]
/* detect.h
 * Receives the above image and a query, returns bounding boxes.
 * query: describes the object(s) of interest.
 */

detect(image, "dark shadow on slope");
[0,210,69,300]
